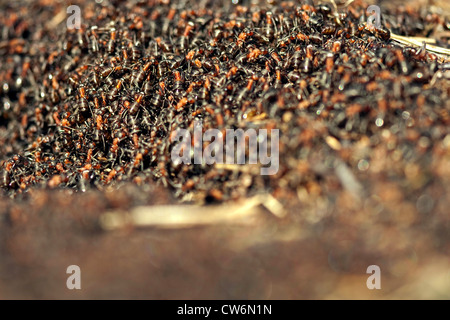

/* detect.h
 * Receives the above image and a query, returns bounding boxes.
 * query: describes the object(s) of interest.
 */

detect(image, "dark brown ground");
[1,0,449,299]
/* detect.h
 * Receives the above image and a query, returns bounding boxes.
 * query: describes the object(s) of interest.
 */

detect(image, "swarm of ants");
[0,0,449,203]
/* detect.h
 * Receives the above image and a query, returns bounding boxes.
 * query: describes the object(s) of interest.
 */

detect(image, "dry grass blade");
[99,194,285,230]
[46,9,67,29]
[323,0,356,25]
[334,160,365,200]
[390,33,450,56]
